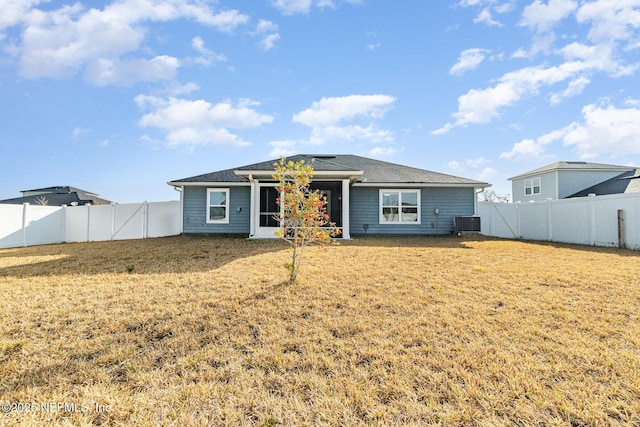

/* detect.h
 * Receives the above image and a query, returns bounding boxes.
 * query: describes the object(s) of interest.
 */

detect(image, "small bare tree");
[273,157,341,284]
[478,189,510,203]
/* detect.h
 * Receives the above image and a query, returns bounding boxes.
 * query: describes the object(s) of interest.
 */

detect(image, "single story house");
[509,161,636,202]
[0,186,112,206]
[168,154,489,238]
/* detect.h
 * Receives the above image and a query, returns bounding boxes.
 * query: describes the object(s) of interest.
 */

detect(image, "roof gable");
[509,161,635,181]
[169,154,489,187]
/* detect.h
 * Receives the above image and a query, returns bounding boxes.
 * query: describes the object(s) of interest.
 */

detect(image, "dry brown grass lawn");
[0,235,639,426]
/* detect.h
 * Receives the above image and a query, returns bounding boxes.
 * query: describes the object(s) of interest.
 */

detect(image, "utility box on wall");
[454,216,481,234]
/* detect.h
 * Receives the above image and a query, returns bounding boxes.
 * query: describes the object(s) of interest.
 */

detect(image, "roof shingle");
[169,154,489,186]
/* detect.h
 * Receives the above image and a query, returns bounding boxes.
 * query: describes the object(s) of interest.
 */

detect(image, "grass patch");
[1,235,639,425]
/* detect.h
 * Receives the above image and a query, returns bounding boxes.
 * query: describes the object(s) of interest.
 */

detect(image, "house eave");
[233,169,364,182]
[353,182,490,188]
[508,166,635,181]
[167,181,250,187]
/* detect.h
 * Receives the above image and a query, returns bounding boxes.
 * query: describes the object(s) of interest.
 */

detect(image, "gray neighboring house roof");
[0,186,112,206]
[508,161,634,180]
[569,169,640,197]
[169,154,489,187]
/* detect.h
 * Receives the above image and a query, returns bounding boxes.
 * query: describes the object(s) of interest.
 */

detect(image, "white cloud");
[466,156,490,168]
[255,19,279,34]
[500,138,551,160]
[135,96,274,148]
[13,0,247,84]
[270,0,360,15]
[501,101,640,160]
[549,76,590,105]
[366,42,381,51]
[450,48,490,75]
[309,124,393,145]
[477,167,497,181]
[625,98,640,107]
[520,0,578,33]
[576,0,640,42]
[500,127,567,160]
[0,0,41,30]
[259,33,281,52]
[271,0,313,15]
[71,127,89,140]
[84,55,180,86]
[268,140,299,157]
[191,36,227,67]
[446,156,492,176]
[434,42,631,134]
[253,20,280,51]
[368,146,397,156]
[474,8,503,27]
[293,94,396,127]
[290,94,396,146]
[447,160,464,173]
[563,102,640,158]
[495,2,515,14]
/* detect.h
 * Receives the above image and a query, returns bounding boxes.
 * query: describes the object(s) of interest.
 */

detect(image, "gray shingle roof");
[169,154,489,186]
[569,169,640,197]
[509,161,634,180]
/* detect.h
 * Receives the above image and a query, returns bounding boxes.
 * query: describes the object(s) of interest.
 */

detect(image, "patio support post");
[341,179,350,239]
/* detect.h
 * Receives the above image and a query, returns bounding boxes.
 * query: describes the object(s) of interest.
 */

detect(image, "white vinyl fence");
[0,201,181,249]
[478,193,640,250]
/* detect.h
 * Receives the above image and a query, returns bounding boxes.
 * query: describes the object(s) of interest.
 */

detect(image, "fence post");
[547,198,553,242]
[588,194,596,246]
[21,202,29,247]
[62,205,67,243]
[618,209,625,249]
[144,201,149,239]
[86,204,91,242]
[515,202,521,239]
[111,203,116,240]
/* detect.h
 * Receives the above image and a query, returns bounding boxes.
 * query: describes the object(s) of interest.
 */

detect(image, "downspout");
[474,187,483,215]
[173,186,183,234]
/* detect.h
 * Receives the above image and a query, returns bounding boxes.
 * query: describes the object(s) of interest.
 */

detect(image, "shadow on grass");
[1,234,635,278]
[0,235,289,278]
[485,236,640,257]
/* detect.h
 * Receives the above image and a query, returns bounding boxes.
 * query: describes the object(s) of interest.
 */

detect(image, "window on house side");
[524,178,541,196]
[207,188,230,224]
[380,190,420,224]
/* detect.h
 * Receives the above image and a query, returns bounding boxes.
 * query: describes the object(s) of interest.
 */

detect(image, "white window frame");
[524,177,541,196]
[379,189,421,224]
[206,188,230,224]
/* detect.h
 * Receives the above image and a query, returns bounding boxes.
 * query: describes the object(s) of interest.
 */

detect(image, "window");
[207,188,229,224]
[380,190,420,224]
[524,177,541,196]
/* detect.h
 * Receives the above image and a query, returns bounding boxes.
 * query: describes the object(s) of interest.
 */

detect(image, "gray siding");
[350,187,475,235]
[513,170,632,201]
[511,171,557,202]
[183,186,251,234]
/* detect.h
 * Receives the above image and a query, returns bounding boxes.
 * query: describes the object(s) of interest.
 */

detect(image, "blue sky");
[1,0,639,202]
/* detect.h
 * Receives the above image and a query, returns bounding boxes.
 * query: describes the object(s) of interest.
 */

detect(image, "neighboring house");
[168,154,490,238]
[509,161,635,202]
[569,169,640,197]
[0,186,112,206]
